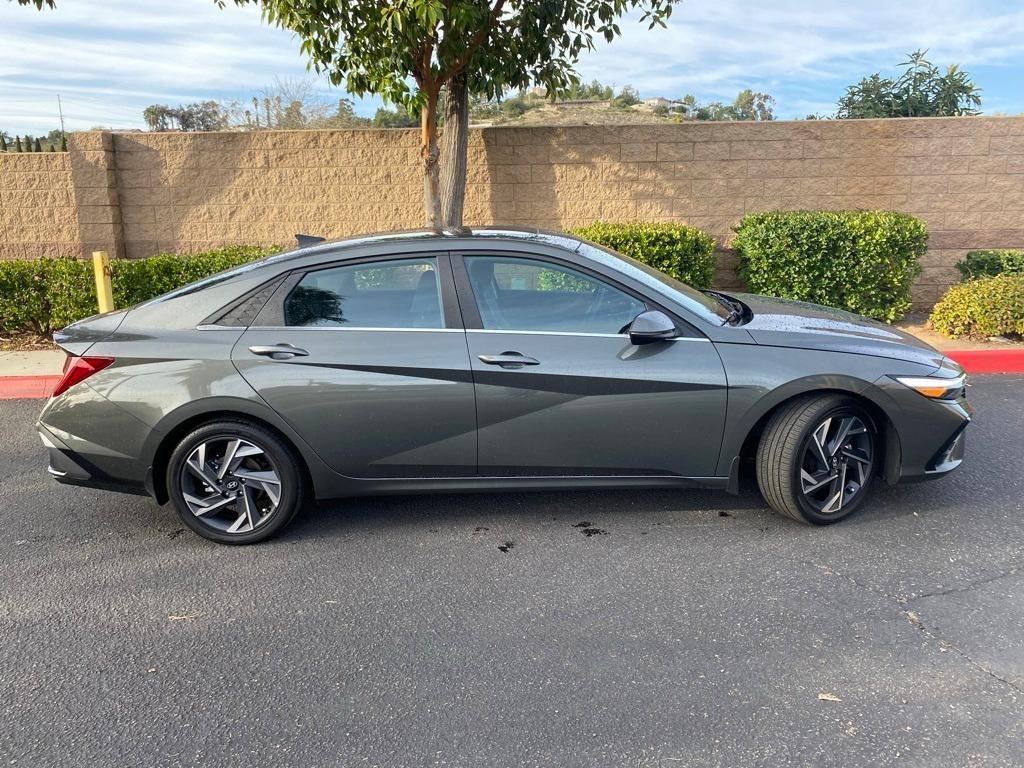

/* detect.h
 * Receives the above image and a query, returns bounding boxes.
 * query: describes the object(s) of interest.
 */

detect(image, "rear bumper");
[37,423,148,496]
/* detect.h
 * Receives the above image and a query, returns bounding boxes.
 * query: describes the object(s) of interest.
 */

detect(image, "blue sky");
[2,0,1023,134]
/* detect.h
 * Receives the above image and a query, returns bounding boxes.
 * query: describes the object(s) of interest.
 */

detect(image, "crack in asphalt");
[905,609,1024,696]
[791,557,898,603]
[910,565,1022,601]
[788,555,1024,699]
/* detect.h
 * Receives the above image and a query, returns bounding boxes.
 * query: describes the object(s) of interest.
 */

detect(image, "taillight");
[51,356,114,398]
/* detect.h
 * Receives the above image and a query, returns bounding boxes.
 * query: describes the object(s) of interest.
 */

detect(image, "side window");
[464,255,647,334]
[283,257,443,328]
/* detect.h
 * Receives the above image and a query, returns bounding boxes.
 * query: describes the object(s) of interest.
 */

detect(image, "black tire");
[756,394,878,525]
[167,419,306,544]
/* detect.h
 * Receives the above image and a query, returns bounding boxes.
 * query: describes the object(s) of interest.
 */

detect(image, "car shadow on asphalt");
[281,470,772,541]
[276,464,967,544]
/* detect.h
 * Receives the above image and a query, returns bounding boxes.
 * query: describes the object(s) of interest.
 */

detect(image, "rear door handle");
[248,344,309,360]
[478,352,540,369]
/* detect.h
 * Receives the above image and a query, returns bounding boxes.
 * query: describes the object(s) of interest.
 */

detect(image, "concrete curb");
[0,349,1020,400]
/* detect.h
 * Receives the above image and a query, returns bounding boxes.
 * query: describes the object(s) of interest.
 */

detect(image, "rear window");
[283,258,443,328]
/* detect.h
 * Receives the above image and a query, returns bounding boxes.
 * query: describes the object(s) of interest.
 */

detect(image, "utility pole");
[57,94,66,142]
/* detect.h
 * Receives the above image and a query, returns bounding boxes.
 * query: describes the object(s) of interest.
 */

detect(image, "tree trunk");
[421,91,442,230]
[439,73,469,228]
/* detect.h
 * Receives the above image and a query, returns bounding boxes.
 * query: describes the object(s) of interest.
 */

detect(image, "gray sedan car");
[38,228,970,544]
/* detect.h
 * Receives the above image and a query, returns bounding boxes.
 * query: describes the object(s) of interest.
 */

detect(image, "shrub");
[929,274,1024,340]
[955,249,1024,280]
[570,221,717,289]
[731,210,926,322]
[0,245,280,338]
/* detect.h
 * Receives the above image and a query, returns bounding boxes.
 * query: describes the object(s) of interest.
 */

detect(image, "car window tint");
[464,255,646,334]
[283,258,442,328]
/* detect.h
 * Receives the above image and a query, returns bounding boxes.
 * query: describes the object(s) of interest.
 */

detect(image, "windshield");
[575,241,731,324]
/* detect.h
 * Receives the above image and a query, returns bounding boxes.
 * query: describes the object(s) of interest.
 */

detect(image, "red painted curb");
[946,349,1024,374]
[0,375,60,401]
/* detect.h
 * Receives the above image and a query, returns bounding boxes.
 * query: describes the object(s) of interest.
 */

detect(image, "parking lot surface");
[2,376,1022,767]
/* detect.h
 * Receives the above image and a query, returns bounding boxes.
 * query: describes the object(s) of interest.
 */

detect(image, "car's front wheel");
[167,419,306,544]
[756,394,877,525]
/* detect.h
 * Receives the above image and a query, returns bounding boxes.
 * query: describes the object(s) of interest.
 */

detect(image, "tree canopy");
[680,89,776,121]
[836,50,982,119]
[143,102,225,132]
[216,1,676,112]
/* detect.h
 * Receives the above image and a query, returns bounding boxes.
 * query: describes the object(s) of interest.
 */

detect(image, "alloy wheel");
[799,415,873,515]
[179,436,282,534]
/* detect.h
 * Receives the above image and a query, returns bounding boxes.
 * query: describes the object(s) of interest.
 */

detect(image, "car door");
[453,251,728,478]
[232,253,477,479]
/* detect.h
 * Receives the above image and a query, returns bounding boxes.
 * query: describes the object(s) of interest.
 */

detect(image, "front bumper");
[875,371,972,484]
[926,423,967,476]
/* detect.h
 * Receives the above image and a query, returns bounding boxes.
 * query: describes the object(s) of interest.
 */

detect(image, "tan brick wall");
[0,152,79,260]
[69,131,124,258]
[3,116,1024,307]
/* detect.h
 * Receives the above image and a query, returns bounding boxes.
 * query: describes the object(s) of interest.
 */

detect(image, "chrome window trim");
[200,325,463,333]
[196,325,709,340]
[467,329,710,341]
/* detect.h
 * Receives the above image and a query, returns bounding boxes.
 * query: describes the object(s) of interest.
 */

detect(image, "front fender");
[712,344,937,477]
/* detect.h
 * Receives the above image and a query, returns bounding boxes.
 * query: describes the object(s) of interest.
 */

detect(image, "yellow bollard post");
[92,250,114,314]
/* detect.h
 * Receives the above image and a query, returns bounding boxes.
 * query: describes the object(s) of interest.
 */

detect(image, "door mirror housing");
[628,310,679,345]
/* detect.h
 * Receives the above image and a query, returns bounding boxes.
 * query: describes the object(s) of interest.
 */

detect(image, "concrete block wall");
[0,151,80,259]
[1,116,1023,308]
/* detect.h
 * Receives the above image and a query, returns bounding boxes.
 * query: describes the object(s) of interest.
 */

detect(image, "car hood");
[734,293,946,369]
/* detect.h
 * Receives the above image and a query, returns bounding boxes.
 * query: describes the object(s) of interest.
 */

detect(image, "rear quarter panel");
[53,326,344,499]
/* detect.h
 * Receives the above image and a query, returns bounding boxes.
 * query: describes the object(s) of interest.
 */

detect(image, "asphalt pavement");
[1,377,1022,768]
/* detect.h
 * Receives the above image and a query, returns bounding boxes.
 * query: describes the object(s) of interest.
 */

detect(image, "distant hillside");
[470,102,677,127]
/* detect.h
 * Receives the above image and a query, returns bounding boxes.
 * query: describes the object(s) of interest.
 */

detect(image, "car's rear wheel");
[167,419,305,544]
[756,394,877,525]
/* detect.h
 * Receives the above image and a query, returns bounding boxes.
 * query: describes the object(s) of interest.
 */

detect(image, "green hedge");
[732,210,927,322]
[955,249,1024,280]
[0,245,280,337]
[930,274,1024,340]
[570,221,717,289]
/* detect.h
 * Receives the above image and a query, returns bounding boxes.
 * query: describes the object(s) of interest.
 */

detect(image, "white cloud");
[1,0,1022,132]
[575,0,1024,115]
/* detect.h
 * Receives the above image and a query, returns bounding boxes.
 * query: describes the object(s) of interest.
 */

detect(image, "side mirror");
[628,310,679,345]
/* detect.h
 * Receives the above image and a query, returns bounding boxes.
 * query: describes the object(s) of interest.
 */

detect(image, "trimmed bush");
[929,274,1024,340]
[732,210,927,322]
[570,221,717,289]
[955,249,1024,280]
[0,245,280,338]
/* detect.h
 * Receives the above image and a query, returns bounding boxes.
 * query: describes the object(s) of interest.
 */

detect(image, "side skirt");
[319,474,730,499]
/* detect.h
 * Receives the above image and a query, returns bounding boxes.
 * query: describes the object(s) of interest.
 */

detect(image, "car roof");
[258,226,585,268]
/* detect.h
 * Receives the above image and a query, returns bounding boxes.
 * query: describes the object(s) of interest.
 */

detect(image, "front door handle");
[478,351,540,369]
[249,344,309,360]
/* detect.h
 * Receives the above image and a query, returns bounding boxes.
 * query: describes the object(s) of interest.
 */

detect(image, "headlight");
[894,374,966,400]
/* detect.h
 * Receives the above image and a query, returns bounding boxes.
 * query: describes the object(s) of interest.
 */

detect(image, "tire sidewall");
[791,401,878,525]
[167,421,303,544]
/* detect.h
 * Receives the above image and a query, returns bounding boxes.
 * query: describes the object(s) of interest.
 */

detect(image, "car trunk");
[52,310,129,357]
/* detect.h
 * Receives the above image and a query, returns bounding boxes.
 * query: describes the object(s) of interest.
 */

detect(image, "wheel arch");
[143,397,327,504]
[722,377,903,490]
